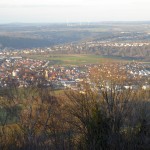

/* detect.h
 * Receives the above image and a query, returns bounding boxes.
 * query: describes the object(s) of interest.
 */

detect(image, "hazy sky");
[0,0,150,23]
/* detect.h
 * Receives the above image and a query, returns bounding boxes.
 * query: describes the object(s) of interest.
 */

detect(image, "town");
[0,54,149,91]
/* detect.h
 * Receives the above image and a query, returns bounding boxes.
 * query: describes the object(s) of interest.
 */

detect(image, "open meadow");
[26,54,131,66]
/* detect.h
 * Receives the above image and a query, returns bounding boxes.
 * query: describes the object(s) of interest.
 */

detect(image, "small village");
[1,41,150,56]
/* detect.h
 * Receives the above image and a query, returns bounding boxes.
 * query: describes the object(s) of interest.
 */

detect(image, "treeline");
[61,44,150,61]
[0,31,91,49]
[0,36,53,49]
[86,45,150,61]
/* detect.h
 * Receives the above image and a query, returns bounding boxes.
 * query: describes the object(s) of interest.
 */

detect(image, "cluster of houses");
[87,63,150,91]
[0,48,150,89]
[0,55,149,91]
[1,40,150,57]
[0,57,87,89]
[82,41,150,48]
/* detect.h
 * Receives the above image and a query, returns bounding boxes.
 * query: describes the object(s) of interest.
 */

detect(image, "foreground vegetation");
[0,66,149,150]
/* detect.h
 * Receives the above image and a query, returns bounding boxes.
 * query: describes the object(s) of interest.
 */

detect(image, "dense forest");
[76,44,150,61]
[0,31,91,49]
[0,23,96,49]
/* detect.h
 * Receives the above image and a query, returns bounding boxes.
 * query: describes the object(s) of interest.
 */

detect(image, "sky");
[0,0,150,23]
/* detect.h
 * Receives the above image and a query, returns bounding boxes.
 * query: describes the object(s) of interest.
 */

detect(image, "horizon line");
[0,20,150,25]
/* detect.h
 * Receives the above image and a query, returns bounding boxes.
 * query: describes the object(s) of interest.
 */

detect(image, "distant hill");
[0,23,150,61]
[0,23,94,49]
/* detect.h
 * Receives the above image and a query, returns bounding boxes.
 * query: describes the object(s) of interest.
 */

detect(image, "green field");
[26,54,131,66]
